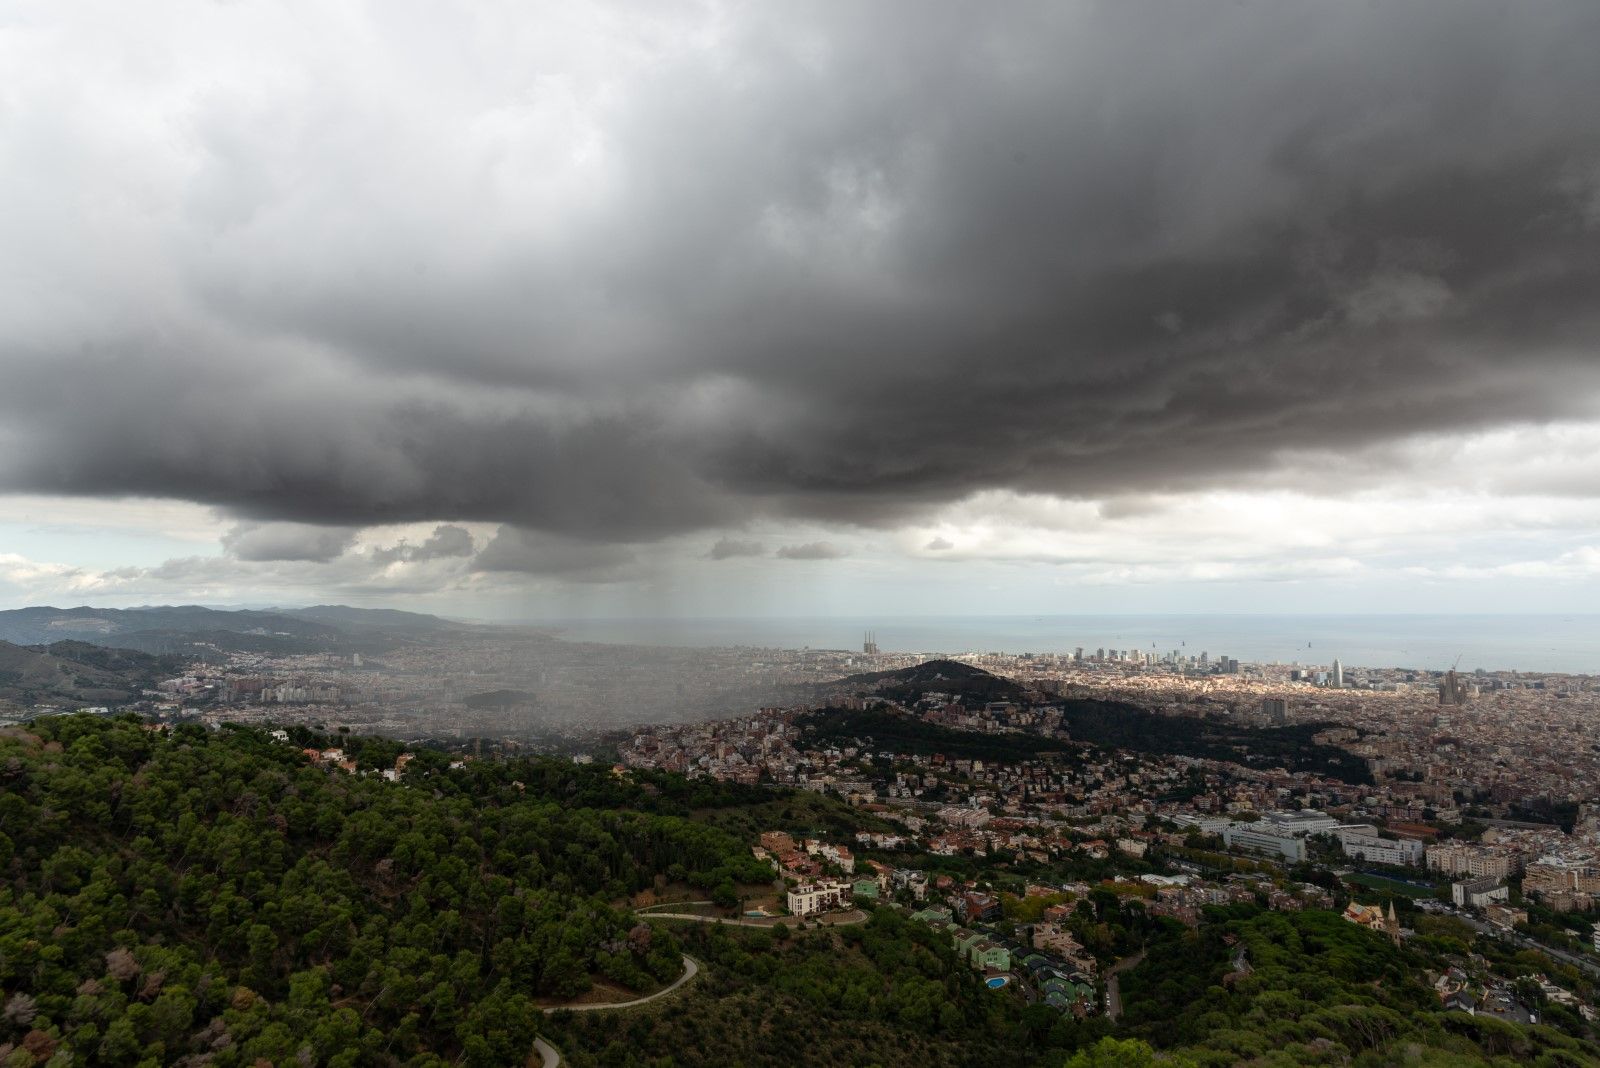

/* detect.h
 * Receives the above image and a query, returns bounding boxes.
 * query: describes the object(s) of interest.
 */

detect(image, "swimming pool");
[986,976,1009,989]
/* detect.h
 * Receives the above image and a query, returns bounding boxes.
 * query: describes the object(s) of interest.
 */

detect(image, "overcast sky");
[4,0,1600,619]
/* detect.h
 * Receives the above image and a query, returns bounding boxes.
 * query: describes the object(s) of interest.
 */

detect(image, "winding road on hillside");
[645,908,867,928]
[541,954,700,1014]
[532,901,863,1062]
[533,954,700,1066]
[637,897,868,928]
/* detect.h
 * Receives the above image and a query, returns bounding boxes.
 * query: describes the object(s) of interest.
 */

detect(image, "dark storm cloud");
[4,0,1600,540]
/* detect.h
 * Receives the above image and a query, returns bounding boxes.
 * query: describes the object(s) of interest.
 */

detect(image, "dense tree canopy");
[1117,907,1600,1067]
[1,716,1592,1068]
[0,717,766,1066]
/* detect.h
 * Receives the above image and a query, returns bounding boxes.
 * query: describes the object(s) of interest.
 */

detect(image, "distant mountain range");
[0,604,454,658]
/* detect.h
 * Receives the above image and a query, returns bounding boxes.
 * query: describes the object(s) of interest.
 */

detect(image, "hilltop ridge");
[0,639,182,707]
[0,603,453,658]
[826,657,1034,707]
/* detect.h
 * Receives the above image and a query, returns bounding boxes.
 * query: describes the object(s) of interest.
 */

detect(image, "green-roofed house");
[952,929,984,962]
[972,941,1010,972]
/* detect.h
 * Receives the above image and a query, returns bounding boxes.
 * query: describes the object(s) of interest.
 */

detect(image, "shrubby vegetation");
[824,659,1033,708]
[0,641,184,706]
[549,901,1600,1066]
[688,788,896,848]
[1,715,1591,1067]
[798,707,1074,764]
[1053,701,1374,785]
[795,690,1371,784]
[1117,906,1600,1066]
[547,911,1047,1068]
[0,716,766,1066]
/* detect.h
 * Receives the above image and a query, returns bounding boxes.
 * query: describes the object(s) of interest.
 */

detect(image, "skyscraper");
[1331,659,1344,688]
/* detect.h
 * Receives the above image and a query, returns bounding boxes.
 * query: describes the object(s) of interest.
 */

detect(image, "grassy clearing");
[1344,871,1440,899]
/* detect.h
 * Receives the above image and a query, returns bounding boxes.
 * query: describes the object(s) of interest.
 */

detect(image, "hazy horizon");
[14,601,1600,674]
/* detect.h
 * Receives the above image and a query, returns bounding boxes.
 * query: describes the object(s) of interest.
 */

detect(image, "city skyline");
[5,2,1600,617]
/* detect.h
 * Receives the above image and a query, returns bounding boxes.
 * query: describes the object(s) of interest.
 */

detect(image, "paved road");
[645,908,867,928]
[1454,914,1600,978]
[533,955,700,1064]
[1104,949,1146,1022]
[541,955,700,1014]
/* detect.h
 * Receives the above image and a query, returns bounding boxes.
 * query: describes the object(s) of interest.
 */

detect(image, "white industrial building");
[1335,825,1425,867]
[1452,876,1509,909]
[1261,810,1341,836]
[1222,824,1307,863]
[787,880,852,917]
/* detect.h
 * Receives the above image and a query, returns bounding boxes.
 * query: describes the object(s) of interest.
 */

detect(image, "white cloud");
[0,495,224,542]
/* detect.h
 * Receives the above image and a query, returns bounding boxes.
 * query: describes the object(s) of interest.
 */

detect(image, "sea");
[533,614,1600,676]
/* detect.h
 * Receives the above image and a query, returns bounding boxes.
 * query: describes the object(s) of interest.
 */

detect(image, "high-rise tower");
[1438,669,1472,706]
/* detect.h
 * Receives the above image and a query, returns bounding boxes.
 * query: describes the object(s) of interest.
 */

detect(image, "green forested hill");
[0,640,182,707]
[0,717,767,1066]
[826,658,1034,707]
[1,716,1594,1068]
[549,910,1040,1068]
[1054,701,1376,785]
[1114,906,1600,1066]
[798,706,1075,763]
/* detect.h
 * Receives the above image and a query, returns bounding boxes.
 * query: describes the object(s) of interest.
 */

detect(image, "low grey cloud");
[708,537,765,560]
[371,524,476,565]
[221,522,356,563]
[775,541,844,561]
[472,526,638,580]
[1097,498,1170,522]
[2,1,1599,552]
[924,537,954,551]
